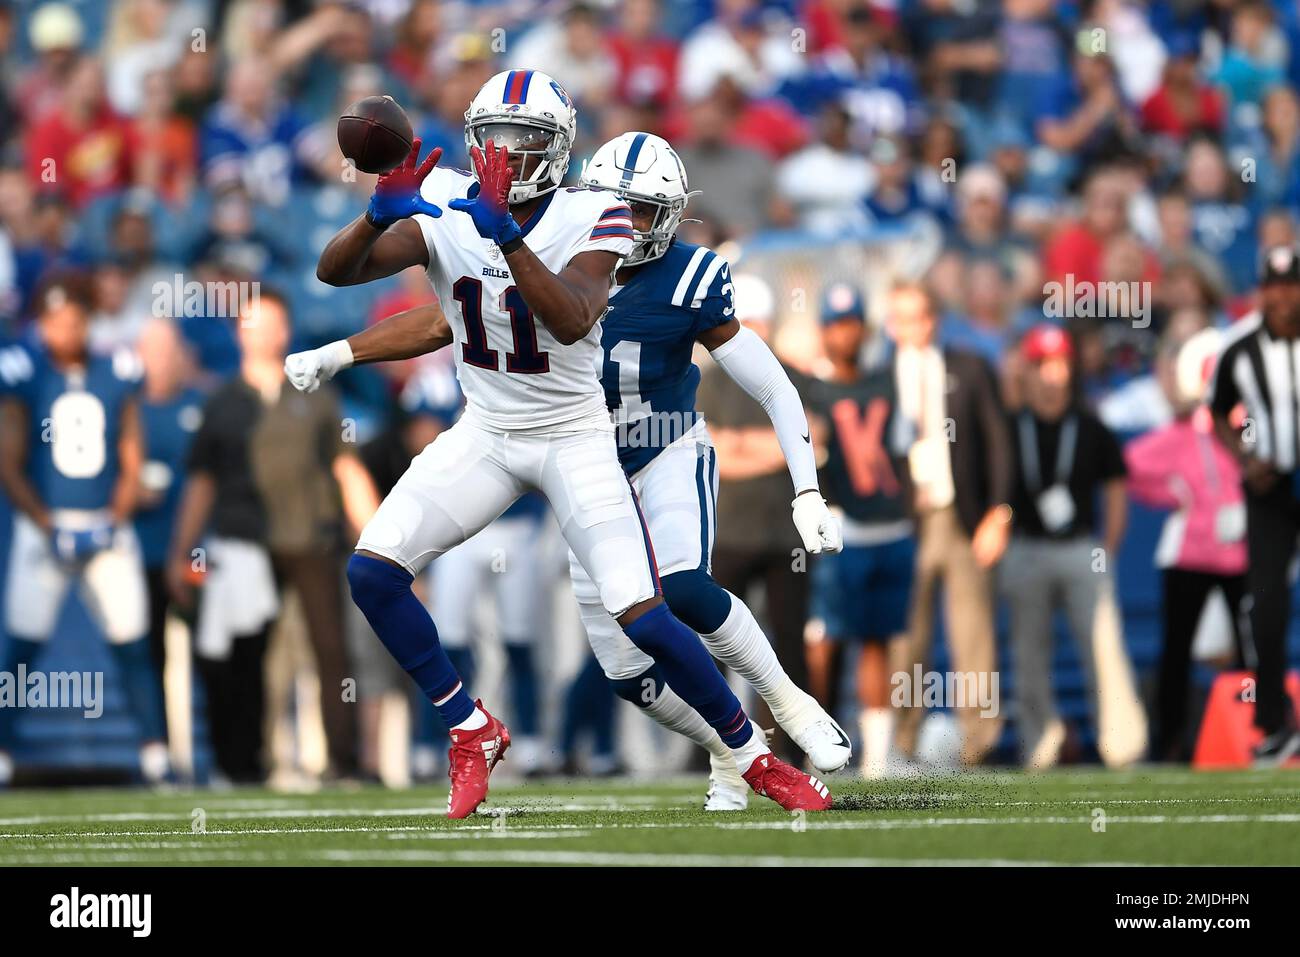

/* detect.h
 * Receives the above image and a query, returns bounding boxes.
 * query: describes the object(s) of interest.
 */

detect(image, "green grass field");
[0,768,1297,866]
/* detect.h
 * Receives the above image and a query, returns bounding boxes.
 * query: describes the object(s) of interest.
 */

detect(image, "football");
[337,95,414,174]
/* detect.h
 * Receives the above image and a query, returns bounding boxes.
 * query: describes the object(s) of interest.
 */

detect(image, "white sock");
[860,708,894,777]
[702,594,806,723]
[730,732,770,775]
[643,685,731,763]
[0,751,12,785]
[643,683,768,780]
[453,707,488,732]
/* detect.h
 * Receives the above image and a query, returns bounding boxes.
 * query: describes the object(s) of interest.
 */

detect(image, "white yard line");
[1,811,1297,844]
[0,799,685,828]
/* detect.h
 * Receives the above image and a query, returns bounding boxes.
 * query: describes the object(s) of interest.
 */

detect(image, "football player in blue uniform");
[572,132,850,808]
[0,275,169,787]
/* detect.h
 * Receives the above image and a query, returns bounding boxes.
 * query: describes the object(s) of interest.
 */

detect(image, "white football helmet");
[581,132,698,266]
[464,69,577,204]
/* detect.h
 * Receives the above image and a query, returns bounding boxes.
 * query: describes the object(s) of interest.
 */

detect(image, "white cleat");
[704,751,749,811]
[783,694,853,773]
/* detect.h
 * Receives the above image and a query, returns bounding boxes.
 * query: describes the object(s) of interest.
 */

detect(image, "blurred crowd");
[1,0,1299,786]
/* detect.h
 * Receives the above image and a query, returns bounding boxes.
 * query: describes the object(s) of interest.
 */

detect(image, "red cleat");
[741,752,833,812]
[446,700,510,819]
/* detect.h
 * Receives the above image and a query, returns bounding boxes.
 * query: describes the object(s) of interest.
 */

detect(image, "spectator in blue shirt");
[1213,0,1286,109]
[862,133,949,230]
[1035,46,1142,185]
[134,316,205,686]
[1184,135,1258,294]
[200,58,312,208]
[781,3,923,138]
[1234,84,1300,213]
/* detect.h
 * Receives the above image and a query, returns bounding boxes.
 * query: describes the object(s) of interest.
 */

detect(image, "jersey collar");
[518,189,557,238]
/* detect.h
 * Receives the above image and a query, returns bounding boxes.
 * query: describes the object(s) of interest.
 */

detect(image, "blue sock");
[622,604,752,749]
[0,637,42,751]
[504,642,539,735]
[107,639,166,742]
[347,554,475,729]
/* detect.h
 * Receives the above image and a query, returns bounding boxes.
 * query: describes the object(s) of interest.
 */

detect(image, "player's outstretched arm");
[0,397,50,531]
[284,301,452,393]
[449,142,616,344]
[700,319,842,554]
[316,140,441,287]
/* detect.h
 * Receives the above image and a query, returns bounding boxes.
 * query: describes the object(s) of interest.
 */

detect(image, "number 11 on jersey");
[453,276,550,374]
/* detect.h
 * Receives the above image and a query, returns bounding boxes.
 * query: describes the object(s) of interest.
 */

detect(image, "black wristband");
[364,208,385,229]
[499,236,524,255]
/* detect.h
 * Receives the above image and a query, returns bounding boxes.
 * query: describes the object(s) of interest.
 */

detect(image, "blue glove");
[449,183,522,246]
[365,139,444,229]
[52,524,114,563]
[449,142,523,247]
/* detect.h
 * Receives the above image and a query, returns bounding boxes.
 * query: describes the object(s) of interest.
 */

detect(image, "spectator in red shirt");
[131,68,198,206]
[1140,38,1224,141]
[387,0,441,93]
[1042,166,1130,287]
[606,0,680,110]
[715,74,811,160]
[25,57,136,208]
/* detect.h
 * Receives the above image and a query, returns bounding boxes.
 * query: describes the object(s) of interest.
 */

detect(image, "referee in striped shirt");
[1209,244,1300,765]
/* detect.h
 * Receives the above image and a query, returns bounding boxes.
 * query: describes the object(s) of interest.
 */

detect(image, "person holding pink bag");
[1125,327,1247,762]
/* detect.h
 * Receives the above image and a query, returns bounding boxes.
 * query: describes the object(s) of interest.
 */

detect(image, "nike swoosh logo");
[835,726,850,749]
[801,431,810,443]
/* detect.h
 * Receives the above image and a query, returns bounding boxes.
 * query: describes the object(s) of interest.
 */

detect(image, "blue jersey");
[600,241,734,475]
[135,387,206,567]
[0,343,142,510]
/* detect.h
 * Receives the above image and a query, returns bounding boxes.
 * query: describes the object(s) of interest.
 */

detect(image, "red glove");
[450,139,523,245]
[366,138,444,227]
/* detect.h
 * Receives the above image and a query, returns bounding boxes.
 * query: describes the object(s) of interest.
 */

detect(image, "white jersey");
[415,168,635,432]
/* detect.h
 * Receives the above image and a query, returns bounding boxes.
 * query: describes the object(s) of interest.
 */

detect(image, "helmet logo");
[549,80,572,107]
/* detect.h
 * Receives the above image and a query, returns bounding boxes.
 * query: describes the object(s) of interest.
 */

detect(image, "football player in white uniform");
[287,71,832,816]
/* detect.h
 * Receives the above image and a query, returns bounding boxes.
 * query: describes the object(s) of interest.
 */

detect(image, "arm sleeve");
[708,325,820,496]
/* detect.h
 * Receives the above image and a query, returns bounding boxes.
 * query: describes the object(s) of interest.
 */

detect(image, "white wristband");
[322,339,355,374]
